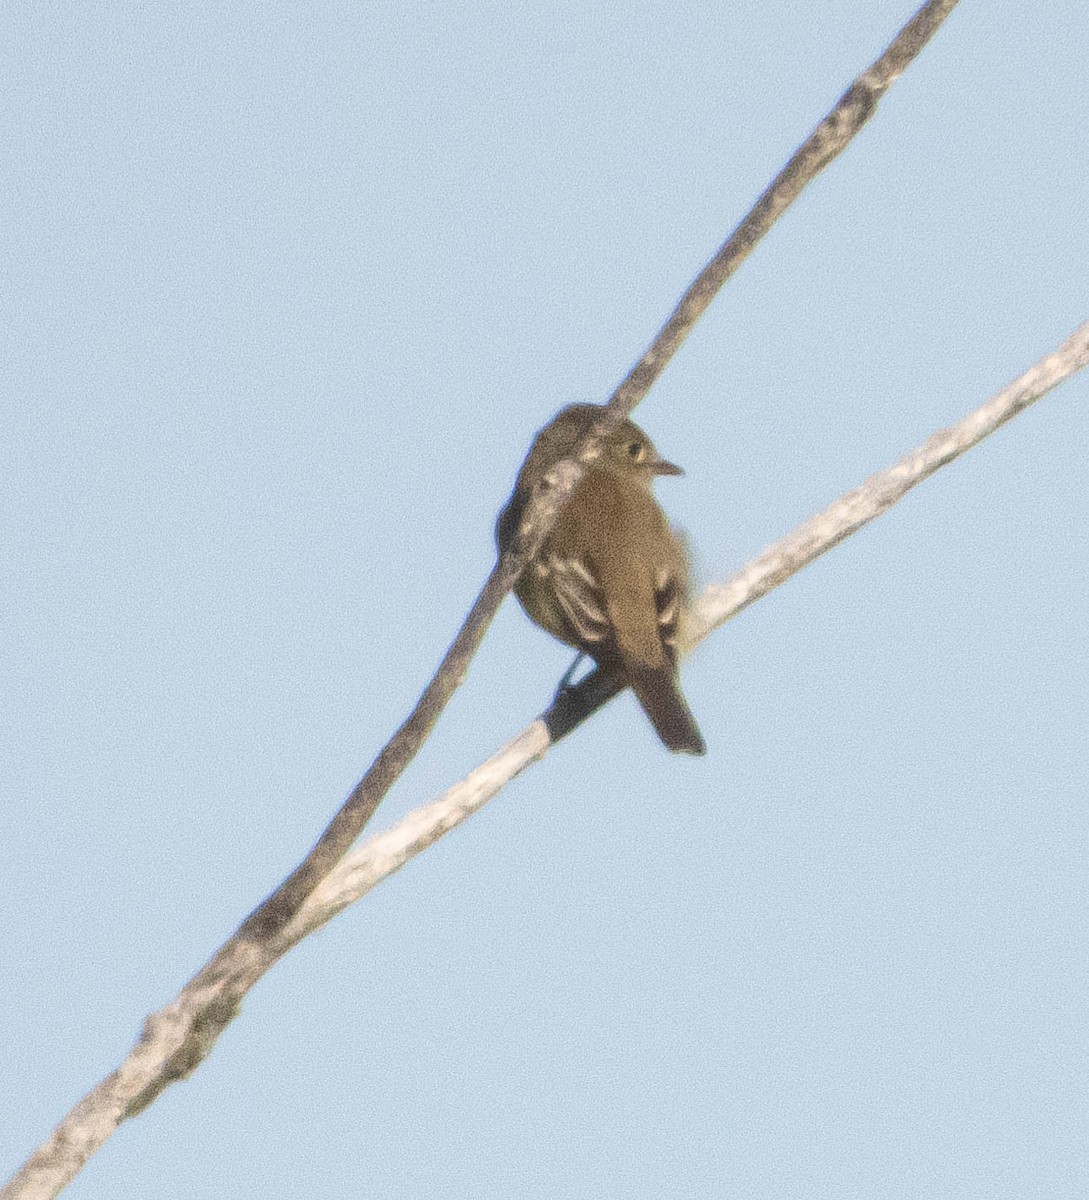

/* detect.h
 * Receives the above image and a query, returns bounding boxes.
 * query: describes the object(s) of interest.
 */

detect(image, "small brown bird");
[497,403,705,755]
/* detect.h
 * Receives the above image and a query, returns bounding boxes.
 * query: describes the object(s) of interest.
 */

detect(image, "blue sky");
[3,2,1086,1197]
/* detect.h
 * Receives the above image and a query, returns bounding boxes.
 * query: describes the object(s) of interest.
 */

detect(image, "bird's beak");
[652,458,684,477]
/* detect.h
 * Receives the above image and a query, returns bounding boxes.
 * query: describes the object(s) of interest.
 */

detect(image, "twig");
[238,0,963,944]
[2,3,963,1197]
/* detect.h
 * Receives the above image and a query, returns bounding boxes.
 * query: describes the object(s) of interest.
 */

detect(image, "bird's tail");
[627,661,706,755]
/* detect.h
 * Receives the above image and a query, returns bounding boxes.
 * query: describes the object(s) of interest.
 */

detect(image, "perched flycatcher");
[496,403,705,755]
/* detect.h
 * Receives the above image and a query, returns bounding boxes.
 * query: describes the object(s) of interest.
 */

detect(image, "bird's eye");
[628,441,644,461]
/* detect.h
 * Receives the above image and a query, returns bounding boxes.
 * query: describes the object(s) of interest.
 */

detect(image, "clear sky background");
[2,2,1086,1197]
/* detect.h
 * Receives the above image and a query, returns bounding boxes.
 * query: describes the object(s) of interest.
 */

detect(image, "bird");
[496,403,705,754]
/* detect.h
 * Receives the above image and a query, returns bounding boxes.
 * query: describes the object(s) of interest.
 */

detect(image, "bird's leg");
[555,651,587,696]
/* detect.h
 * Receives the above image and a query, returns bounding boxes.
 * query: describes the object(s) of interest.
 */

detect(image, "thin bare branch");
[605,0,961,416]
[237,0,962,945]
[3,4,963,1197]
[690,321,1089,634]
[10,318,1081,1200]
